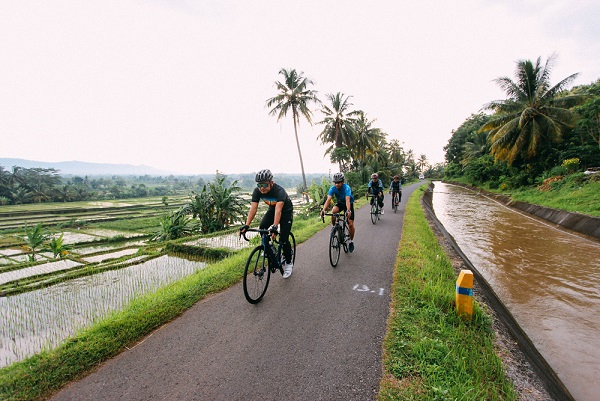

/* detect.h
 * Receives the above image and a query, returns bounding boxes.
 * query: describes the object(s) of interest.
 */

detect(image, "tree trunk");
[292,108,308,192]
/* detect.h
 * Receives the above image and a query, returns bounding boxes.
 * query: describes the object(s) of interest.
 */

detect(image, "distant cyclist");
[239,169,294,278]
[366,173,384,214]
[320,172,356,252]
[389,175,402,207]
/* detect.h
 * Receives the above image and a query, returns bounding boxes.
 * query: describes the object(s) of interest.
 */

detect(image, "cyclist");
[320,172,356,253]
[239,169,294,278]
[389,175,402,208]
[366,173,384,215]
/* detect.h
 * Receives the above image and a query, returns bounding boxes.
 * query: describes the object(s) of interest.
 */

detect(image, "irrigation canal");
[431,182,600,401]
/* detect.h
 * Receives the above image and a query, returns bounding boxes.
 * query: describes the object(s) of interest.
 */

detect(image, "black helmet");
[371,173,378,179]
[255,169,273,182]
[333,172,344,183]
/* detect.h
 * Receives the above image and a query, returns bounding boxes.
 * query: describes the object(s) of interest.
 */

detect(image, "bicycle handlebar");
[321,212,347,223]
[240,227,278,242]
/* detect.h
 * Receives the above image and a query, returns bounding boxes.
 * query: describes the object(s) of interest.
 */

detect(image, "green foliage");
[181,175,247,234]
[45,233,73,259]
[561,157,581,174]
[23,223,51,261]
[151,211,195,242]
[480,55,585,166]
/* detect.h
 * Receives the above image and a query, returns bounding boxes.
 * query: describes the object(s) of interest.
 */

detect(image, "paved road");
[51,183,421,401]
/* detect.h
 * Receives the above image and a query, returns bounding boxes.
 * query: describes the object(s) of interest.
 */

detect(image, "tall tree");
[416,154,429,172]
[317,92,358,171]
[266,68,320,190]
[480,54,585,165]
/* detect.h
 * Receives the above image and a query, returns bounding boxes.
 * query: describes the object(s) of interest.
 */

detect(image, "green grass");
[379,186,516,400]
[448,174,600,217]
[506,179,600,217]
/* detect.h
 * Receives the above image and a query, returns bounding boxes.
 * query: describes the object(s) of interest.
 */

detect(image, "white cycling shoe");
[283,263,293,279]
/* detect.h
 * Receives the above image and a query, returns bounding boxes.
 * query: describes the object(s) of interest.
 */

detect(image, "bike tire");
[329,227,341,267]
[393,193,398,213]
[243,246,270,304]
[341,222,350,253]
[371,203,378,224]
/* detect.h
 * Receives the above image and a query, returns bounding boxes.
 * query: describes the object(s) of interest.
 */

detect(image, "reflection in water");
[432,182,600,401]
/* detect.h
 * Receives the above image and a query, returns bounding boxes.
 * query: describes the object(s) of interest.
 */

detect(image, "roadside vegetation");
[443,56,599,216]
[379,186,516,400]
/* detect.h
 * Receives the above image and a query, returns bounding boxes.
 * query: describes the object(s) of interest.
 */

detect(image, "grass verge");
[379,186,517,400]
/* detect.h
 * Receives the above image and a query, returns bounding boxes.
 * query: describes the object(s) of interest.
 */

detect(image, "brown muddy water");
[432,182,600,401]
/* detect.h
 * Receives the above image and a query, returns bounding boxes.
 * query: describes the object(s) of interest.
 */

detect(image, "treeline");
[444,55,599,190]
[0,166,211,205]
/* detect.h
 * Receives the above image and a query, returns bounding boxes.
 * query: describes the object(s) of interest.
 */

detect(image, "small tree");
[23,223,50,261]
[45,233,72,259]
[181,175,247,234]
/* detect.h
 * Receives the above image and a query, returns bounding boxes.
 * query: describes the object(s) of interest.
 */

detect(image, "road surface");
[51,183,421,401]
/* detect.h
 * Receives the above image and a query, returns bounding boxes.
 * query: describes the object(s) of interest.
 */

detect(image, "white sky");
[1,0,599,175]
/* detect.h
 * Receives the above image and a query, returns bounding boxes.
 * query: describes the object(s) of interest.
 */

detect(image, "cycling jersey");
[327,183,354,203]
[389,180,402,192]
[251,182,293,214]
[367,179,384,194]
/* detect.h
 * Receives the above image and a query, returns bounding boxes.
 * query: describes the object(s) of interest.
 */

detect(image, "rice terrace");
[0,195,258,368]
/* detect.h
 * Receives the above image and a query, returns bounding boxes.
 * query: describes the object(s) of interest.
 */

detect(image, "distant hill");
[0,158,175,176]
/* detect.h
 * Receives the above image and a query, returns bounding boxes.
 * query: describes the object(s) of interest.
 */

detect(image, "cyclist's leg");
[378,192,384,208]
[331,204,341,225]
[279,212,293,262]
[259,207,275,229]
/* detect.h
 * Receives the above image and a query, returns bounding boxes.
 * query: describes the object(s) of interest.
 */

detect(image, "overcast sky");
[1,0,599,175]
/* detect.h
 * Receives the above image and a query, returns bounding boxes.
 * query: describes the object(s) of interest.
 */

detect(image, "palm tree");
[416,154,429,172]
[317,92,358,171]
[480,54,585,165]
[386,139,406,165]
[353,112,386,165]
[266,68,320,191]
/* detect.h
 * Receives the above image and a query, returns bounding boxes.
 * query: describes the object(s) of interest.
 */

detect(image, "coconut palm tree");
[416,154,429,172]
[480,54,585,165]
[317,92,358,171]
[266,68,320,191]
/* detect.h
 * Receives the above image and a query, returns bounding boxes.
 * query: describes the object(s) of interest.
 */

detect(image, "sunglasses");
[257,182,270,188]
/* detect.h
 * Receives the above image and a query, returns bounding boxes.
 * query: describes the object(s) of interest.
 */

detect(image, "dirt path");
[50,184,421,401]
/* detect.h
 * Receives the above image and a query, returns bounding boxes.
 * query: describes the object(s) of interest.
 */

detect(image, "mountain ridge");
[0,158,175,176]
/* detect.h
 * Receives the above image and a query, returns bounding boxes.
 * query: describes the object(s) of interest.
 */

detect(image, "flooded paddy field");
[0,255,206,368]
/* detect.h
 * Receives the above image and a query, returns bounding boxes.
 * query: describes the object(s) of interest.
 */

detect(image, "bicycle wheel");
[342,222,350,253]
[243,246,270,304]
[329,226,341,267]
[393,193,398,213]
[371,203,378,224]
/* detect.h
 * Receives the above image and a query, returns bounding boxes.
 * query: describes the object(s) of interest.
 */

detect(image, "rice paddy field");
[0,196,255,369]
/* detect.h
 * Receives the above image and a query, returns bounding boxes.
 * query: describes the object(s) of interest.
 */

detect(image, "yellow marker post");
[456,270,474,319]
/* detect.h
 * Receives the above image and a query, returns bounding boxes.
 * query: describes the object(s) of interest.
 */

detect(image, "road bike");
[367,194,382,224]
[391,191,401,213]
[322,212,351,267]
[240,228,296,304]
